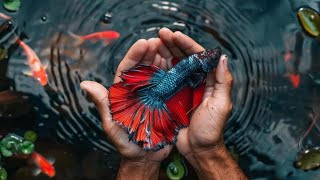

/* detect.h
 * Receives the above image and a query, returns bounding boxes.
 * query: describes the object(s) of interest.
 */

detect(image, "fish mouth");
[198,47,222,60]
[207,47,222,58]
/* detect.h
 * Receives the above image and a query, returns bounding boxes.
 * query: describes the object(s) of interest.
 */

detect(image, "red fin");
[109,64,177,150]
[166,86,193,127]
[193,81,206,108]
[120,64,161,91]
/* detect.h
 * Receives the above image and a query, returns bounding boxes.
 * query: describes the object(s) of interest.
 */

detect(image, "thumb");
[80,81,113,131]
[211,55,233,107]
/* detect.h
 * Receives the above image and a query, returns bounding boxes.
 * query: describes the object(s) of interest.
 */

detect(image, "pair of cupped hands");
[80,28,236,179]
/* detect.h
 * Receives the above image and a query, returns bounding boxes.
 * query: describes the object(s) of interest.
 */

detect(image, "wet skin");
[80,28,247,180]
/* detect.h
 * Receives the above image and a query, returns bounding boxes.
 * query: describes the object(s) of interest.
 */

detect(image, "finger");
[159,58,168,70]
[212,55,233,99]
[157,39,173,68]
[172,31,205,55]
[158,39,173,60]
[114,39,148,83]
[159,27,186,58]
[153,53,162,67]
[80,81,123,135]
[202,69,216,100]
[141,38,159,64]
[80,81,132,149]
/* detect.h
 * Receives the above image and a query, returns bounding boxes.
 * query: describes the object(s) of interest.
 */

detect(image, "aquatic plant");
[295,147,320,170]
[297,7,320,38]
[2,0,20,12]
[24,131,37,143]
[0,132,36,180]
[166,154,186,180]
[0,46,8,61]
[0,167,7,180]
[0,134,34,157]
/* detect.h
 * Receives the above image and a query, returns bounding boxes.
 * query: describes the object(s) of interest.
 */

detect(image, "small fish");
[109,48,221,150]
[31,152,55,177]
[16,39,48,86]
[68,30,120,45]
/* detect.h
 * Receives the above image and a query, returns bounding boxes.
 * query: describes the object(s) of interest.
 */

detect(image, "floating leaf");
[297,7,320,37]
[2,0,20,12]
[0,45,8,61]
[0,146,12,157]
[19,140,34,155]
[0,167,7,180]
[295,147,320,170]
[24,131,37,142]
[166,155,186,180]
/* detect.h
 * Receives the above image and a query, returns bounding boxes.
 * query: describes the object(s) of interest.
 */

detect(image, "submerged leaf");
[166,154,186,180]
[0,146,12,157]
[297,7,320,37]
[19,140,34,155]
[24,131,37,142]
[0,167,7,180]
[2,0,20,12]
[295,147,320,170]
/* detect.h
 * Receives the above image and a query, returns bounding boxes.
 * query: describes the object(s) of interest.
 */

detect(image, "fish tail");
[109,64,180,150]
[68,31,84,46]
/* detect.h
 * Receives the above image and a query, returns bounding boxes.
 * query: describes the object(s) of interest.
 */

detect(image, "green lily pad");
[297,7,320,37]
[3,0,20,12]
[0,146,12,157]
[166,161,185,180]
[0,167,7,180]
[19,140,34,155]
[24,131,37,142]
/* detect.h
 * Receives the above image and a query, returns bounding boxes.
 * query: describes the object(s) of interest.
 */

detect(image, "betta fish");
[109,47,221,150]
[16,39,48,86]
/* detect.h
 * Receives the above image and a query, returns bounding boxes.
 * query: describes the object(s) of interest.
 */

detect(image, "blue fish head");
[197,47,221,72]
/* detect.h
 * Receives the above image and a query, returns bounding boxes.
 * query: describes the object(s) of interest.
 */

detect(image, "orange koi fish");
[68,30,120,45]
[16,39,48,86]
[31,152,55,177]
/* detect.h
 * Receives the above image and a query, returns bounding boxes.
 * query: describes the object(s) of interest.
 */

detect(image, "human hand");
[80,38,174,179]
[158,28,246,179]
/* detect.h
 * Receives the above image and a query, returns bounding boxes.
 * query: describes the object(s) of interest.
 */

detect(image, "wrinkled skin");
[80,28,234,179]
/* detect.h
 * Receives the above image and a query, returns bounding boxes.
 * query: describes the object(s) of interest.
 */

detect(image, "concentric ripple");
[3,0,320,178]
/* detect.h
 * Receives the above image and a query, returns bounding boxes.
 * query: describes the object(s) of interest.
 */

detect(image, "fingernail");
[223,56,228,70]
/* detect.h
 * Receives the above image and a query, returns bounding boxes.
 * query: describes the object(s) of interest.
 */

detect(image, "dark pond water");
[0,0,320,179]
